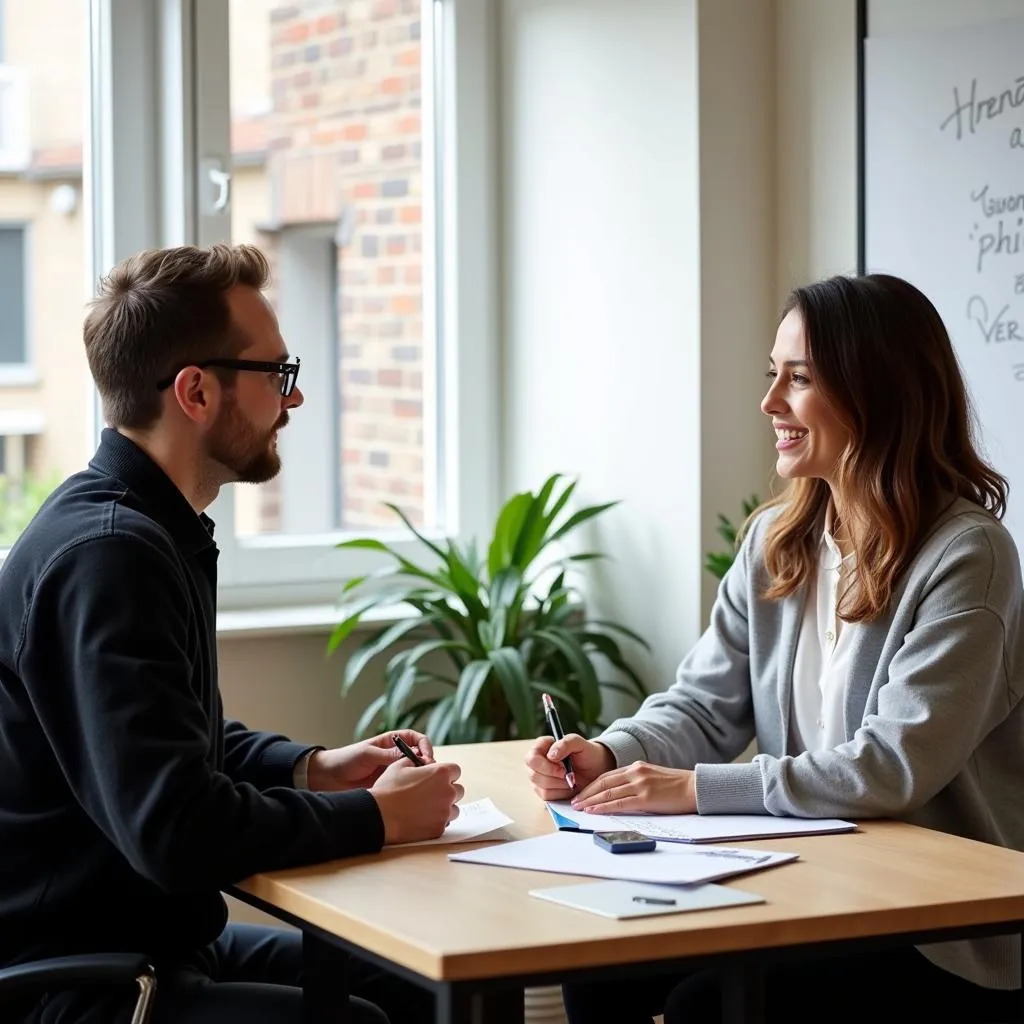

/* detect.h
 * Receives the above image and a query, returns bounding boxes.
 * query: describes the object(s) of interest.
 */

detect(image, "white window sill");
[216,602,414,640]
[0,367,40,388]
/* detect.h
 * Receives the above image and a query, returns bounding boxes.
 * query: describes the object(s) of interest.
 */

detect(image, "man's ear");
[171,368,220,426]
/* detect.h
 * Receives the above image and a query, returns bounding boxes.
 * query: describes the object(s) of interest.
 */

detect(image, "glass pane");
[228,0,435,537]
[0,0,88,545]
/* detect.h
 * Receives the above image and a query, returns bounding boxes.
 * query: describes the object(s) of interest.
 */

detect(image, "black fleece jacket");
[0,428,383,966]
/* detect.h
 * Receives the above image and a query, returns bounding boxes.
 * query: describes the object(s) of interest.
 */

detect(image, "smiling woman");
[525,272,1024,1024]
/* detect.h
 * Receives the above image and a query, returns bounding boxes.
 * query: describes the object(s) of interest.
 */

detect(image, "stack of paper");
[391,798,513,847]
[449,831,798,885]
[547,802,856,843]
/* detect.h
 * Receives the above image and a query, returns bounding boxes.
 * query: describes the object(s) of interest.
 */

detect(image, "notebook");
[547,802,857,844]
[529,879,766,919]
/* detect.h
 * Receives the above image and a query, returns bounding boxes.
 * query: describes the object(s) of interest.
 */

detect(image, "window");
[82,0,499,611]
[0,0,88,548]
[0,225,26,365]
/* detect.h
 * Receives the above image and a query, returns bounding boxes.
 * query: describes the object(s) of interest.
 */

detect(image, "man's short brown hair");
[83,243,271,428]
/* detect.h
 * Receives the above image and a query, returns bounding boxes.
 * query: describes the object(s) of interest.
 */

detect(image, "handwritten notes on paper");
[390,798,513,847]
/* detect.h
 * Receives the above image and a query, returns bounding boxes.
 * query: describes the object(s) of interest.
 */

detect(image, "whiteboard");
[865,16,1024,552]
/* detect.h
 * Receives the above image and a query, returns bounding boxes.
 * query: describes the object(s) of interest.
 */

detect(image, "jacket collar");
[89,427,217,557]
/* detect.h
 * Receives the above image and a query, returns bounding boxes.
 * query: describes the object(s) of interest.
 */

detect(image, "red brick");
[285,23,310,44]
[352,182,377,199]
[381,77,405,95]
[404,265,421,285]
[397,114,420,134]
[378,369,402,387]
[377,266,396,285]
[395,49,420,68]
[391,295,419,315]
[394,399,422,418]
[398,205,421,224]
[316,14,338,34]
[343,449,362,464]
[343,122,368,141]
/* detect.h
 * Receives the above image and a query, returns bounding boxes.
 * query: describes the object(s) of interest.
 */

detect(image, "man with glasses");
[0,244,459,1024]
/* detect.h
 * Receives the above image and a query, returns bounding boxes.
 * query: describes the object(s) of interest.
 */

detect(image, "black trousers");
[24,923,435,1024]
[562,944,1023,1024]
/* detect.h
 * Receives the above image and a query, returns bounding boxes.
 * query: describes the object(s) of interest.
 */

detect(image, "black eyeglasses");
[156,357,301,397]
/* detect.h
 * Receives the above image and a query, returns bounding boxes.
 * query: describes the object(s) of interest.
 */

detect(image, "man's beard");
[206,392,287,485]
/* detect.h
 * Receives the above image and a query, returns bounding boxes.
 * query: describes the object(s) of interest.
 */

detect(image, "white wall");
[500,0,777,692]
[500,0,701,691]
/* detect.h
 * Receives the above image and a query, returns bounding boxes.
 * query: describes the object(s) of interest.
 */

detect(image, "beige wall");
[775,0,859,290]
[229,0,274,116]
[0,178,89,478]
[6,0,84,149]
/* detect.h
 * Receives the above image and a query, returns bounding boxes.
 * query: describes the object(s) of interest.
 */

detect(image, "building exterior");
[0,0,428,543]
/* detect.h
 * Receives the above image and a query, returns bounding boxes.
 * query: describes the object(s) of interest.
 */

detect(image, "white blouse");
[789,520,858,752]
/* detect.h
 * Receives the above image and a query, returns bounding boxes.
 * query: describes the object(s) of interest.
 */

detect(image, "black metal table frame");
[231,887,1024,1024]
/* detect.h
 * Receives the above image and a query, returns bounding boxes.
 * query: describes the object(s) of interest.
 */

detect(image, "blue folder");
[547,804,594,834]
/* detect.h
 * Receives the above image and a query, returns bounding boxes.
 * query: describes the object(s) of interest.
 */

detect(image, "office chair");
[0,953,155,1023]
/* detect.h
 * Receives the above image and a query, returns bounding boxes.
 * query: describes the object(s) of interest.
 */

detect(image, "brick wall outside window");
[267,0,426,530]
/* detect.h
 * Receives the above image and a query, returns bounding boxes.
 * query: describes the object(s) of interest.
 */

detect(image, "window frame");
[89,0,501,612]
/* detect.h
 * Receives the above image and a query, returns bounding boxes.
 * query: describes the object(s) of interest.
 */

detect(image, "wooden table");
[230,740,1024,1023]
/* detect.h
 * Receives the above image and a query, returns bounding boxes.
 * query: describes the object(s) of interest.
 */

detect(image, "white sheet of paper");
[529,879,766,919]
[449,830,797,884]
[547,802,856,843]
[391,797,514,847]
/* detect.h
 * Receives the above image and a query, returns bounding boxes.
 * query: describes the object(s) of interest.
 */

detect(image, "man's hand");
[525,734,616,801]
[570,762,697,815]
[370,759,464,845]
[306,730,434,792]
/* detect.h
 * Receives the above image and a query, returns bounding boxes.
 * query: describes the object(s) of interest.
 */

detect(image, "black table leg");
[722,962,765,1024]
[435,982,525,1024]
[302,932,352,1024]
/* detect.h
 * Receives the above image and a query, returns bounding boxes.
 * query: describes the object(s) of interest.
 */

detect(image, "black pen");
[632,895,676,906]
[393,734,426,766]
[541,692,577,790]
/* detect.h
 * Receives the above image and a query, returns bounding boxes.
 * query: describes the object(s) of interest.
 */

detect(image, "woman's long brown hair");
[757,273,1007,622]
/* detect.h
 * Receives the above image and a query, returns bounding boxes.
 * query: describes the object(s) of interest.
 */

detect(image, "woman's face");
[761,309,849,487]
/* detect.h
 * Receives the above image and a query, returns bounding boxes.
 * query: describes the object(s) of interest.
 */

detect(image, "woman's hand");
[570,761,697,815]
[525,734,616,800]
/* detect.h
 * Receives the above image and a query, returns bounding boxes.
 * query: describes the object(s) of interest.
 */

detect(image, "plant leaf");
[534,626,601,722]
[385,661,419,719]
[584,618,652,652]
[391,638,472,676]
[354,694,388,739]
[487,492,533,579]
[528,680,582,717]
[444,540,486,618]
[335,537,397,553]
[341,616,427,695]
[547,501,619,546]
[382,501,448,562]
[577,629,649,700]
[451,660,493,725]
[424,694,456,743]
[325,596,382,656]
[512,473,561,569]
[487,647,536,738]
[542,476,578,534]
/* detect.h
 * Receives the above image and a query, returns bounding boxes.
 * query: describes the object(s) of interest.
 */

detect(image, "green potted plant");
[327,473,651,743]
[704,494,761,581]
